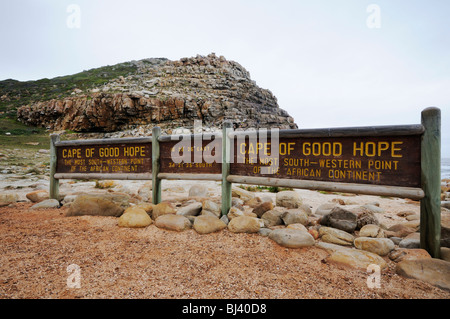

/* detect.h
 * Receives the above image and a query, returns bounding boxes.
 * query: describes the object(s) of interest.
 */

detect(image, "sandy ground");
[0,180,449,299]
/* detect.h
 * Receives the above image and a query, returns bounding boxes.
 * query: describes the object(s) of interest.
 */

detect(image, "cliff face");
[17,53,297,132]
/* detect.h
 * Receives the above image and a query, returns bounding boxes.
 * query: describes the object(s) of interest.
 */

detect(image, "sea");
[443,158,450,180]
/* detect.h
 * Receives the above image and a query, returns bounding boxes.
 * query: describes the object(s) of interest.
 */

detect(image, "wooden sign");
[48,108,441,258]
[56,142,152,175]
[231,135,421,188]
[159,137,222,174]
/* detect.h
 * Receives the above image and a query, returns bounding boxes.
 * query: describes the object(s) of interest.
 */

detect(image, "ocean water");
[443,158,450,180]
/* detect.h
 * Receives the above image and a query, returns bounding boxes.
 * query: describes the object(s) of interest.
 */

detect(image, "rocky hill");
[11,53,296,134]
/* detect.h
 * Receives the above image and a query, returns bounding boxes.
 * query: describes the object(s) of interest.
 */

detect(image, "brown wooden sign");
[159,137,222,174]
[56,142,152,174]
[231,135,421,188]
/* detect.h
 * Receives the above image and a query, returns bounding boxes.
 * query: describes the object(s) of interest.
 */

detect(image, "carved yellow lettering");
[302,142,311,156]
[391,142,403,158]
[240,143,246,155]
[365,142,376,157]
[377,142,389,156]
[353,142,364,156]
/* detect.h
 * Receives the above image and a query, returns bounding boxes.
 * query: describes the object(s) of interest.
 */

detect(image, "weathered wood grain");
[420,107,441,258]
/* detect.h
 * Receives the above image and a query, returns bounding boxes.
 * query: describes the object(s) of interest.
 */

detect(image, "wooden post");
[49,134,60,200]
[420,107,441,258]
[221,121,233,216]
[152,127,162,205]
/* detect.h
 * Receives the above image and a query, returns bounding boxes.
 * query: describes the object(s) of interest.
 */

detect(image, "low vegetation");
[0,62,138,116]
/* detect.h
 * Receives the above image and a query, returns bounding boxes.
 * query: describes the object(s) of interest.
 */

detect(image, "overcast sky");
[1,0,449,157]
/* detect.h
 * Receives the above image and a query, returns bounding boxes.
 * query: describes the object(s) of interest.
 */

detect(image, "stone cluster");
[17,53,297,133]
[2,179,450,291]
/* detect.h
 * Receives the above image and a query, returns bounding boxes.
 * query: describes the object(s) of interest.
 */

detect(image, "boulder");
[201,200,221,218]
[353,237,395,256]
[319,226,354,246]
[31,199,60,209]
[177,202,202,217]
[259,195,274,204]
[26,190,49,203]
[228,216,260,233]
[398,239,421,249]
[396,259,450,291]
[252,201,274,218]
[193,215,227,234]
[356,210,380,229]
[358,224,385,238]
[0,193,19,207]
[403,220,420,230]
[261,210,284,227]
[316,241,348,253]
[269,228,315,248]
[118,207,152,228]
[227,206,245,220]
[287,223,308,232]
[152,202,176,220]
[133,203,154,215]
[281,209,308,226]
[406,214,420,221]
[385,224,417,238]
[299,203,312,216]
[397,210,417,218]
[66,194,129,217]
[320,207,357,233]
[441,221,450,248]
[324,246,388,271]
[441,247,450,262]
[389,248,432,263]
[245,196,262,208]
[231,186,255,202]
[314,203,336,216]
[188,185,208,197]
[258,228,273,237]
[155,214,191,232]
[231,197,244,208]
[389,237,403,245]
[360,204,384,214]
[220,214,229,225]
[275,191,302,208]
[137,181,152,202]
[62,195,78,205]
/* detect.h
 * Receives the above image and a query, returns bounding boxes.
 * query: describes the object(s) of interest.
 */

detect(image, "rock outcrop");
[17,53,297,133]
